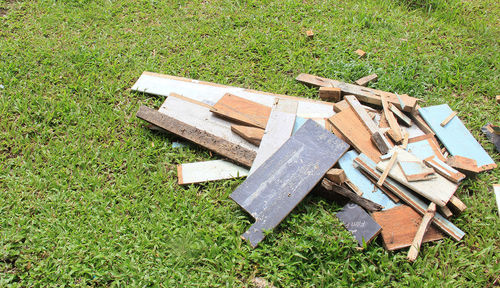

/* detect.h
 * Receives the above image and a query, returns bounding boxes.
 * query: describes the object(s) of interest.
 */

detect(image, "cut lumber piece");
[376,148,458,207]
[230,120,349,247]
[390,104,412,126]
[371,131,391,154]
[372,205,444,251]
[377,151,399,187]
[382,99,403,143]
[446,155,481,175]
[328,107,382,163]
[353,153,465,241]
[319,87,342,102]
[355,74,378,86]
[296,73,418,112]
[419,104,496,171]
[336,203,382,246]
[398,161,436,182]
[407,134,446,162]
[448,196,467,213]
[321,179,383,211]
[210,93,271,129]
[345,180,363,196]
[333,99,350,113]
[132,71,335,118]
[440,111,457,127]
[355,49,366,58]
[325,168,347,184]
[401,130,409,149]
[438,205,453,219]
[345,95,379,134]
[249,99,297,174]
[481,123,500,153]
[339,150,398,209]
[410,110,435,136]
[231,125,264,146]
[177,160,249,185]
[494,184,500,216]
[137,105,256,167]
[423,156,465,183]
[407,203,437,262]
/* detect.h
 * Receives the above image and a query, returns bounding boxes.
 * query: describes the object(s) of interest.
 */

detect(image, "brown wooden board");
[231,125,264,146]
[230,120,349,247]
[336,203,381,246]
[210,93,271,129]
[355,74,378,86]
[136,106,256,167]
[372,205,444,251]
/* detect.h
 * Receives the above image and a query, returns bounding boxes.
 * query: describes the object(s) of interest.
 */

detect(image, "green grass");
[1,0,499,286]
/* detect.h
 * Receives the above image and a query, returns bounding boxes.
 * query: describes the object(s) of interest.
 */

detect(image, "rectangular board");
[336,203,382,246]
[177,160,249,185]
[230,120,350,247]
[132,71,335,119]
[372,205,444,251]
[210,93,271,129]
[418,104,496,171]
[494,184,500,216]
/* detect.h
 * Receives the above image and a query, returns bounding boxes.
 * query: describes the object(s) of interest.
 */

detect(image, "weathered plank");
[177,160,249,185]
[382,98,403,143]
[353,153,465,241]
[295,73,418,112]
[132,71,335,119]
[319,87,342,102]
[230,120,349,247]
[390,104,412,127]
[231,125,264,146]
[445,155,481,175]
[419,104,496,171]
[423,156,465,183]
[249,99,297,174]
[345,95,379,134]
[355,74,378,86]
[336,203,381,246]
[372,205,443,251]
[210,93,271,129]
[371,131,391,155]
[137,105,256,167]
[407,202,437,262]
[407,134,447,162]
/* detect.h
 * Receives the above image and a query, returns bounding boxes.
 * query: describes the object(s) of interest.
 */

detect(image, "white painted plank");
[132,72,335,119]
[494,184,500,216]
[249,99,297,174]
[177,160,249,185]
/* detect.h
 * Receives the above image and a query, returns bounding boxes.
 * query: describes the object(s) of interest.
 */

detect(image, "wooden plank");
[407,134,447,162]
[295,73,418,112]
[325,168,346,184]
[377,151,399,187]
[419,104,496,171]
[355,73,378,86]
[481,124,500,153]
[411,109,435,136]
[423,156,465,183]
[230,120,349,247]
[231,125,264,146]
[372,205,444,251]
[321,179,383,212]
[407,202,437,262]
[132,71,335,119]
[328,107,382,163]
[390,104,412,126]
[376,148,457,207]
[494,184,500,216]
[319,87,342,102]
[448,196,467,213]
[371,131,391,155]
[398,161,436,182]
[137,105,256,167]
[249,99,297,174]
[382,99,403,143]
[445,155,481,175]
[440,111,457,127]
[345,95,379,134]
[210,93,271,129]
[336,203,381,246]
[177,160,249,185]
[333,99,349,113]
[339,150,399,210]
[353,153,465,241]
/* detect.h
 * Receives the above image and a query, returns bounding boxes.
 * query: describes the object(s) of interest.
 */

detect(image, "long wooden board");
[418,104,496,171]
[132,71,335,118]
[296,73,418,112]
[177,160,249,185]
[336,203,382,246]
[230,120,349,247]
[137,105,256,167]
[210,93,271,129]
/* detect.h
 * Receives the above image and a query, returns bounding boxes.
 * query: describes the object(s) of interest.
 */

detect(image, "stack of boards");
[133,71,498,261]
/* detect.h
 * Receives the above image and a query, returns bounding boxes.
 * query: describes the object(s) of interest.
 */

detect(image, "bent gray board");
[230,119,349,247]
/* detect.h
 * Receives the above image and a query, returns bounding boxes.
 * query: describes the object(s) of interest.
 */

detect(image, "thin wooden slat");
[210,93,271,129]
[407,202,437,262]
[231,125,264,146]
[177,160,249,185]
[390,104,413,126]
[440,111,457,127]
[382,99,403,143]
[336,203,382,247]
[423,156,465,183]
[355,73,378,86]
[230,120,349,247]
[345,95,379,134]
[377,151,399,187]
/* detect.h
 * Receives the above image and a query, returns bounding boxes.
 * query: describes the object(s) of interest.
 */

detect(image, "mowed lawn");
[1,0,499,286]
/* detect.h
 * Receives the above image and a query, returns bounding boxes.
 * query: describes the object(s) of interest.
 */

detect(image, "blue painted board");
[407,140,437,160]
[339,151,398,210]
[419,104,495,168]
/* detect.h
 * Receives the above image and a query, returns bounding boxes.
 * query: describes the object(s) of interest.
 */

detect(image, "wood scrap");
[423,156,465,183]
[398,161,436,182]
[446,155,481,175]
[177,160,249,185]
[306,30,314,39]
[440,111,457,127]
[336,203,382,247]
[321,179,383,212]
[481,123,500,153]
[382,98,403,143]
[231,125,264,146]
[319,87,341,102]
[333,99,349,113]
[325,168,347,184]
[407,134,446,162]
[377,150,398,187]
[448,196,467,213]
[355,49,366,58]
[407,202,437,262]
[355,74,378,86]
[210,93,271,129]
[371,131,391,155]
[390,104,412,126]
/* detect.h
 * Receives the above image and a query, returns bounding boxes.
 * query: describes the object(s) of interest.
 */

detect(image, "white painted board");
[178,160,249,185]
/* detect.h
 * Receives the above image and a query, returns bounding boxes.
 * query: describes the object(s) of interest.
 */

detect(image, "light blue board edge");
[419,104,494,167]
[292,116,307,135]
[398,161,427,176]
[407,140,436,160]
[339,150,398,210]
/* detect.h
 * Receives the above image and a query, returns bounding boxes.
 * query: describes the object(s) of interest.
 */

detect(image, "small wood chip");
[355,49,366,58]
[306,30,314,39]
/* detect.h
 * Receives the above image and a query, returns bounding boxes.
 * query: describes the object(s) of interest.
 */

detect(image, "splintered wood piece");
[355,74,378,86]
[440,111,457,127]
[390,104,413,127]
[371,131,391,155]
[249,99,297,174]
[137,105,256,167]
[319,87,342,102]
[321,179,383,212]
[333,99,350,113]
[401,130,409,149]
[325,168,347,184]
[377,151,399,187]
[398,161,436,182]
[177,160,249,185]
[372,205,443,251]
[439,205,453,218]
[306,30,314,38]
[445,155,481,175]
[230,120,349,248]
[345,180,363,196]
[210,93,271,129]
[355,49,366,58]
[231,125,264,146]
[336,203,381,247]
[382,100,403,143]
[423,156,465,183]
[353,153,465,241]
[328,108,382,163]
[295,73,418,112]
[407,203,437,262]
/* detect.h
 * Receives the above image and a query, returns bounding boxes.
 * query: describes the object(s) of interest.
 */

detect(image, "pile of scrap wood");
[133,71,497,262]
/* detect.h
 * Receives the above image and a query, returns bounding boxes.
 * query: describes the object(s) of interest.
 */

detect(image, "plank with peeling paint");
[177,160,249,185]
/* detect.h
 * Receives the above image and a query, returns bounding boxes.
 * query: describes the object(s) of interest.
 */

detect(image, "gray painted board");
[336,203,382,246]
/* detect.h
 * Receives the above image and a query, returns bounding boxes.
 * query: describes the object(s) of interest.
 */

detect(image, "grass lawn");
[1,0,499,286]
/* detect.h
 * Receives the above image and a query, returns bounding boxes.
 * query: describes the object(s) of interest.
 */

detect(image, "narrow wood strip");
[407,203,437,262]
[382,99,403,143]
[377,151,399,187]
[231,125,264,146]
[321,179,383,212]
[390,104,413,126]
[440,111,457,127]
[355,73,378,86]
[448,196,467,213]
